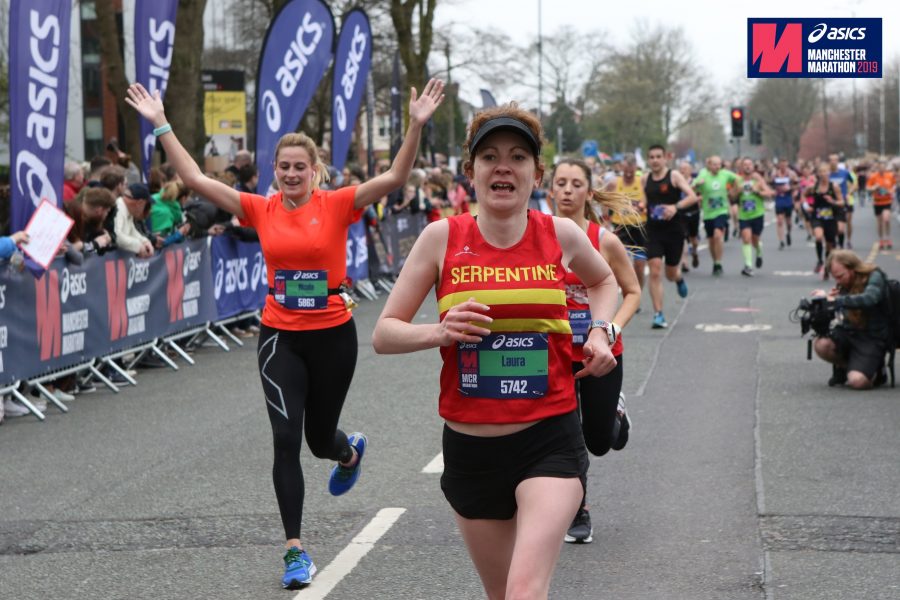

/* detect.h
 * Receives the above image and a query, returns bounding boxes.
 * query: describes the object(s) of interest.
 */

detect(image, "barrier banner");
[346,219,368,283]
[134,0,179,179]
[210,235,267,319]
[0,240,216,386]
[255,0,335,195]
[331,8,372,170]
[9,0,73,232]
[380,212,426,276]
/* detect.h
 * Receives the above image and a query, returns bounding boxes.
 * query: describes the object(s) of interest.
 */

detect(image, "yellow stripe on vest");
[485,318,572,334]
[437,288,565,314]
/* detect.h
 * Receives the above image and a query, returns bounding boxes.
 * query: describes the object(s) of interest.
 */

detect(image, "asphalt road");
[2,207,899,600]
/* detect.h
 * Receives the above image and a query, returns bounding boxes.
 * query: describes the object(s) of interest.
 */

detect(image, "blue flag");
[134,0,179,180]
[331,9,372,171]
[9,0,72,233]
[255,0,335,195]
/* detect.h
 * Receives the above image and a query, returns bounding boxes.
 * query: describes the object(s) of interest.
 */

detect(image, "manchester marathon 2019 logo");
[748,18,882,78]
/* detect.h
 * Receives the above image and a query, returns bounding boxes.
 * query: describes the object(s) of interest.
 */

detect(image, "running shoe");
[741,267,754,277]
[779,241,785,250]
[786,232,792,246]
[828,367,847,387]
[676,279,688,298]
[692,253,699,269]
[2,397,32,417]
[564,508,593,544]
[651,312,668,329]
[611,392,632,451]
[329,432,367,496]
[756,255,763,269]
[282,547,316,589]
[712,264,723,276]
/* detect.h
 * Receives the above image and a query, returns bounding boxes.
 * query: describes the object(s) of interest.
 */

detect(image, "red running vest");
[564,221,624,360]
[436,210,575,423]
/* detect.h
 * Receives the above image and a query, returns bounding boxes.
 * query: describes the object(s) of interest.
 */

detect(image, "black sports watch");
[588,320,617,345]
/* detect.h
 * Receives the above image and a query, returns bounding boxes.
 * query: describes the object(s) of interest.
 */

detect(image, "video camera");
[790,296,837,359]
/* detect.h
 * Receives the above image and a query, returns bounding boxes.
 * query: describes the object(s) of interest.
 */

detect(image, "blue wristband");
[153,123,172,136]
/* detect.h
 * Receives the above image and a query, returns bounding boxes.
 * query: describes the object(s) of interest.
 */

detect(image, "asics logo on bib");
[491,335,535,350]
[808,23,866,43]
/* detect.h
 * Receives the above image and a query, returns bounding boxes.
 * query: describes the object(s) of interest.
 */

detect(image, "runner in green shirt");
[733,157,774,276]
[692,155,738,275]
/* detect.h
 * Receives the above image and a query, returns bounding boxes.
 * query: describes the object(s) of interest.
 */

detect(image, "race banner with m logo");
[748,18,882,78]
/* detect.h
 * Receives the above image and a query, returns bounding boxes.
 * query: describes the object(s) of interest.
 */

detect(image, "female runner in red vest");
[550,158,642,544]
[373,105,618,599]
[125,79,444,589]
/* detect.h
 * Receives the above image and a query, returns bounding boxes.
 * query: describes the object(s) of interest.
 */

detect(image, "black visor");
[469,117,541,157]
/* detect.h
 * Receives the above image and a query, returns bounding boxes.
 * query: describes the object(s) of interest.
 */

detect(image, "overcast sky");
[433,0,899,108]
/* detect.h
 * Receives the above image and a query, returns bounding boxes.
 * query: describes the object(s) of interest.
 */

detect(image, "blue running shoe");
[328,432,367,496]
[676,278,688,298]
[282,547,316,589]
[651,312,668,329]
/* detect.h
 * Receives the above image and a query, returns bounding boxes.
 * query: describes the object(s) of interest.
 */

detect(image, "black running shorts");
[440,411,588,520]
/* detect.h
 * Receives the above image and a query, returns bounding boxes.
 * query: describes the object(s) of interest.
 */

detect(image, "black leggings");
[572,354,624,457]
[257,320,358,540]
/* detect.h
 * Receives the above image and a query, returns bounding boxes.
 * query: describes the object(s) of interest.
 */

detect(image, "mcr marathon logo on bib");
[747,18,882,78]
[458,333,549,399]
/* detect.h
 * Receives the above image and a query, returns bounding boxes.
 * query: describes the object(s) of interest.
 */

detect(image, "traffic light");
[730,107,745,138]
[750,120,763,145]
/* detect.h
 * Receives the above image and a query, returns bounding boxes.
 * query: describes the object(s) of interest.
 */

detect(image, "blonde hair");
[551,158,641,225]
[463,103,546,180]
[826,249,879,327]
[161,180,187,202]
[274,132,330,190]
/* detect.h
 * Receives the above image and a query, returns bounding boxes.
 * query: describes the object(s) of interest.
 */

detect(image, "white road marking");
[422,452,444,474]
[695,323,772,333]
[773,271,817,277]
[298,507,407,600]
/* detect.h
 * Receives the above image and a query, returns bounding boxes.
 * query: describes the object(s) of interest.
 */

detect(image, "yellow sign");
[204,91,246,135]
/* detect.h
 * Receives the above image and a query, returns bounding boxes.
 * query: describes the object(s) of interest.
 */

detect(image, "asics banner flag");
[331,9,372,170]
[134,0,179,179]
[9,0,72,232]
[255,0,335,195]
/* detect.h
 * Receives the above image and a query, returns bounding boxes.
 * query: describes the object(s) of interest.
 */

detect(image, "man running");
[693,155,739,276]
[828,154,855,249]
[733,157,774,277]
[867,161,896,250]
[770,158,798,250]
[643,144,697,328]
[678,161,701,272]
[607,154,648,291]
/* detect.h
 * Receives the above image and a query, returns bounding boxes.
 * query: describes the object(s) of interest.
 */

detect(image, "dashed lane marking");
[298,507,407,599]
[422,452,444,474]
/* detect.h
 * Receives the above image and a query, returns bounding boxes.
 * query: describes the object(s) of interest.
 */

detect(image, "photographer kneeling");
[812,249,891,389]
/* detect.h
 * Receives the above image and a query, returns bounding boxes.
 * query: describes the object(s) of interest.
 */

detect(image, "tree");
[166,0,208,160]
[390,0,437,123]
[95,0,141,163]
[581,23,718,154]
[747,79,818,161]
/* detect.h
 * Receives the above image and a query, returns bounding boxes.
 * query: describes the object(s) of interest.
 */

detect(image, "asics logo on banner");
[183,248,202,275]
[147,19,174,95]
[127,258,149,289]
[264,12,323,134]
[17,10,64,207]
[60,268,87,304]
[334,25,367,132]
[808,23,866,43]
[491,335,534,350]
